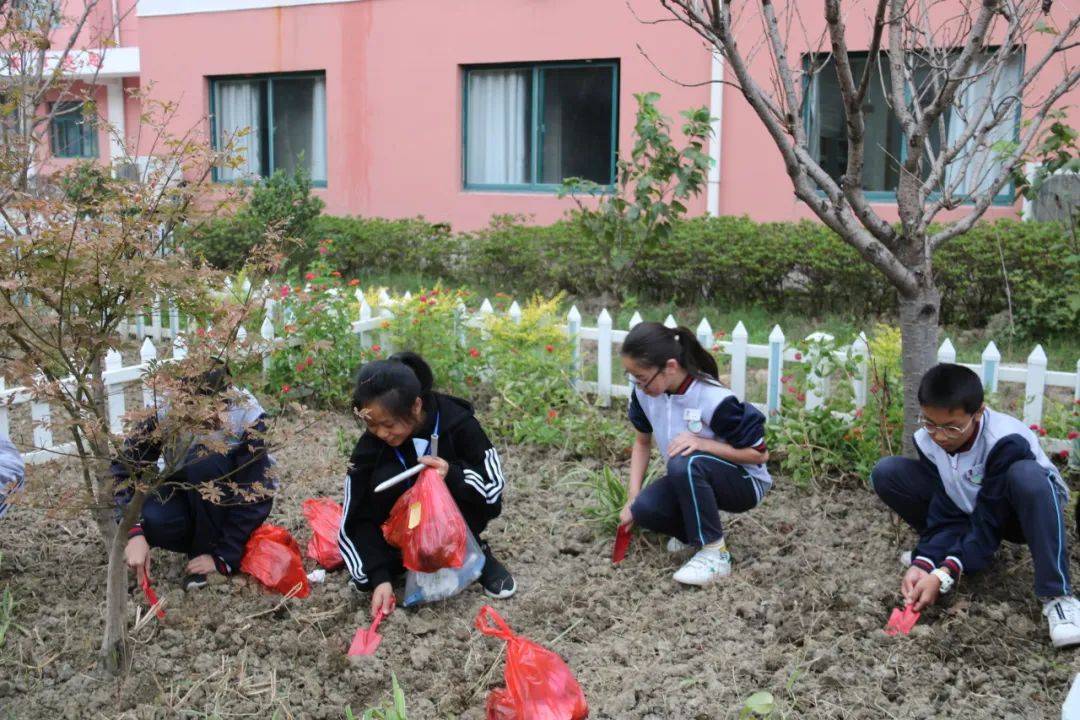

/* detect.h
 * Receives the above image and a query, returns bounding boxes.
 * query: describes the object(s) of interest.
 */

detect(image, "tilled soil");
[1,410,1077,719]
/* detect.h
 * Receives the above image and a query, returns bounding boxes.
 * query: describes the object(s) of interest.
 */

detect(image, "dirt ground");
[2,409,1079,719]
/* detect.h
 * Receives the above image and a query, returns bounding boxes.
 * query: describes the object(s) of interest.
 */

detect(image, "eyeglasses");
[626,368,663,389]
[918,414,976,439]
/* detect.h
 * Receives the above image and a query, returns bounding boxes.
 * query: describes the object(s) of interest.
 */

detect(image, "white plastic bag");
[402,528,485,607]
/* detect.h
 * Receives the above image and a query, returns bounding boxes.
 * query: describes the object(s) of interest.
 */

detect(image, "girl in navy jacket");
[620,322,771,586]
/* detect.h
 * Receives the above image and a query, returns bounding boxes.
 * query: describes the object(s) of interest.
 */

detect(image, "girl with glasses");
[619,322,771,586]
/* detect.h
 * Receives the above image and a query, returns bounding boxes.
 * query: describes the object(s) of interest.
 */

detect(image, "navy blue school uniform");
[0,434,25,519]
[872,407,1069,598]
[338,391,505,589]
[628,374,772,546]
[111,389,275,575]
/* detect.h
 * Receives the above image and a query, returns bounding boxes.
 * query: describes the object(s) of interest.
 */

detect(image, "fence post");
[173,334,188,361]
[0,378,8,439]
[981,341,1001,393]
[135,310,145,340]
[453,299,467,348]
[508,301,522,325]
[1024,344,1047,427]
[628,311,643,330]
[260,315,275,375]
[139,337,157,408]
[30,386,53,453]
[169,301,180,339]
[730,321,748,401]
[597,309,613,407]
[567,305,582,391]
[663,314,677,329]
[937,338,956,364]
[105,349,126,434]
[696,317,713,351]
[1074,358,1080,405]
[150,296,162,341]
[766,325,785,418]
[804,332,834,411]
[851,332,869,410]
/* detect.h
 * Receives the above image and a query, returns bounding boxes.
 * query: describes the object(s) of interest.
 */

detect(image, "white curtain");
[944,53,1023,197]
[216,80,261,181]
[806,71,821,162]
[466,69,529,185]
[310,77,327,183]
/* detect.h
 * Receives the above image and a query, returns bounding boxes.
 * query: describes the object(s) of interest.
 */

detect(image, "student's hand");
[618,500,634,527]
[125,535,151,582]
[372,582,395,619]
[418,455,449,478]
[186,554,217,576]
[909,572,942,613]
[901,566,927,603]
[668,432,709,458]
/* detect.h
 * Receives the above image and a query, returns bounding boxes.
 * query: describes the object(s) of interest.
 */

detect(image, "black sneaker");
[479,542,516,599]
[183,573,208,592]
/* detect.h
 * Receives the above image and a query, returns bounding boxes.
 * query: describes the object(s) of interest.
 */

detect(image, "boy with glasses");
[871,363,1077,647]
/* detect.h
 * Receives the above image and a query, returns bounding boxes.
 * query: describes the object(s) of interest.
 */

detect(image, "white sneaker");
[1044,596,1080,648]
[666,537,692,554]
[672,549,731,586]
[899,550,912,567]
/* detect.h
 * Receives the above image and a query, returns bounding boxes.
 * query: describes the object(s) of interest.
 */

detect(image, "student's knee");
[1005,460,1055,505]
[665,455,691,479]
[629,493,661,531]
[869,456,907,497]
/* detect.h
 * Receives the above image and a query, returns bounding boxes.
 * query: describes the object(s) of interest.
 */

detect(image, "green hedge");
[186,208,1079,339]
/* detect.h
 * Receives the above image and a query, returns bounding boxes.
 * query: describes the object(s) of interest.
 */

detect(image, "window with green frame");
[50,101,98,159]
[463,60,618,190]
[210,72,327,186]
[804,50,1022,202]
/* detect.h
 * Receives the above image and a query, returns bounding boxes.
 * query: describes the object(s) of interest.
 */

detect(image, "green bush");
[182,167,324,272]
[313,214,458,281]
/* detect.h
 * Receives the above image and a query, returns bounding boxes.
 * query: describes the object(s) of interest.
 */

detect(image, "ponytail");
[621,322,718,379]
[352,351,435,419]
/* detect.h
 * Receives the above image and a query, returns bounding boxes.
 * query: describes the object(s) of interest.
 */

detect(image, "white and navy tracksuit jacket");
[908,408,1067,584]
[338,392,505,589]
[629,375,773,501]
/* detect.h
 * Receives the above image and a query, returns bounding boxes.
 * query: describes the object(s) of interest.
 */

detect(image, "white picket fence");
[8,288,1078,464]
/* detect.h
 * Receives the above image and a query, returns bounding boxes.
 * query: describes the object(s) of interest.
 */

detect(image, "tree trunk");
[99,528,129,674]
[897,282,941,457]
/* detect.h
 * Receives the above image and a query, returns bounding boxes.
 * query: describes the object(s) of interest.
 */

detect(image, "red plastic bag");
[476,606,588,720]
[240,524,311,598]
[302,498,344,570]
[381,468,467,573]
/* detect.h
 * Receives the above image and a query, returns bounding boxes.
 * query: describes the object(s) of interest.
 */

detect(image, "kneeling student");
[113,362,275,591]
[871,363,1078,647]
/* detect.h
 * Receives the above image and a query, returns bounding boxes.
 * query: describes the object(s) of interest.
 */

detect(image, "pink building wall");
[43,0,1080,229]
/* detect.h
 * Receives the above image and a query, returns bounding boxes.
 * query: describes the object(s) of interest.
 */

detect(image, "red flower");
[281,384,291,394]
[431,289,440,296]
[469,348,480,358]
[195,327,206,337]
[545,344,554,353]
[296,361,306,373]
[419,295,428,303]
[304,272,316,281]
[780,375,792,383]
[318,246,329,256]
[794,352,803,361]
[1059,449,1071,460]
[305,356,314,367]
[1039,428,1048,437]
[786,385,797,394]
[796,392,806,402]
[547,409,558,421]
[1068,431,1079,440]
[1030,424,1041,431]
[854,408,863,418]
[349,278,360,287]
[330,271,342,278]
[371,344,382,353]
[870,385,880,395]
[284,324,297,334]
[279,285,291,298]
[714,330,726,338]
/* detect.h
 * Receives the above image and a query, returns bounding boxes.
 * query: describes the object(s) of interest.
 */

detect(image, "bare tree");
[658,0,1079,451]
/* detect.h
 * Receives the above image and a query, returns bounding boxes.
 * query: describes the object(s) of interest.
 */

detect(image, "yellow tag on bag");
[407,502,422,529]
